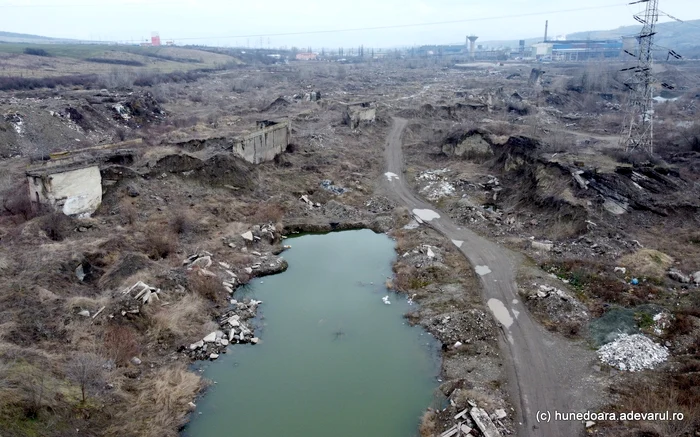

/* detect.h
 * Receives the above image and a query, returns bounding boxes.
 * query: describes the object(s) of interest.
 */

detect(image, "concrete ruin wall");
[232,120,291,164]
[28,165,102,216]
[344,104,376,129]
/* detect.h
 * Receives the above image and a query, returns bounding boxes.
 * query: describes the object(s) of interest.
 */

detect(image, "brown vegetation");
[103,324,140,367]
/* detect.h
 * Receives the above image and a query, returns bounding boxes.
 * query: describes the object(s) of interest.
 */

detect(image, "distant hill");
[0,31,79,44]
[567,19,700,52]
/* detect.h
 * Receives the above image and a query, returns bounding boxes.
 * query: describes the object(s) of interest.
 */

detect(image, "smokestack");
[467,35,478,62]
[544,20,548,42]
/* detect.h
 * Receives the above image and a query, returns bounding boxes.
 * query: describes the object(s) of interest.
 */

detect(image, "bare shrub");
[2,181,36,220]
[40,212,73,241]
[65,352,104,403]
[121,200,138,225]
[188,275,224,303]
[103,324,140,367]
[18,365,51,419]
[143,225,177,260]
[170,211,194,235]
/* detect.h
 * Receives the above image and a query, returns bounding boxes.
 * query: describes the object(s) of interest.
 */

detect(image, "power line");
[173,4,630,41]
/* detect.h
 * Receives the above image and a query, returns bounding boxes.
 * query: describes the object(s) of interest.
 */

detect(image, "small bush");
[40,212,73,241]
[170,212,194,235]
[103,324,140,367]
[143,226,177,260]
[188,275,224,302]
[3,182,37,220]
[23,47,50,57]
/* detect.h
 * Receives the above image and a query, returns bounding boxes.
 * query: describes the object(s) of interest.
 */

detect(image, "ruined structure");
[27,164,102,216]
[232,120,291,164]
[26,141,137,216]
[343,102,376,129]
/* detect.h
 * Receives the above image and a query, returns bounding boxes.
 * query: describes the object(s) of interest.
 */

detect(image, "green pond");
[183,229,441,437]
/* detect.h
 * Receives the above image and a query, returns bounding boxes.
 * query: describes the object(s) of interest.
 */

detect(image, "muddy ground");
[0,55,699,437]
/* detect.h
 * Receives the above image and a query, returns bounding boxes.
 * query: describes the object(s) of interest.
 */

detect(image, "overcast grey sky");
[1,0,699,48]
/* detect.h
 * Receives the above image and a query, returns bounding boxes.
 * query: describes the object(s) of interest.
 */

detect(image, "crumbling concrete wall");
[27,165,102,216]
[233,120,291,164]
[442,131,494,159]
[343,103,376,129]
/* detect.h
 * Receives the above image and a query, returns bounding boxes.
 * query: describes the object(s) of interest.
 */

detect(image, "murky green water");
[183,230,441,437]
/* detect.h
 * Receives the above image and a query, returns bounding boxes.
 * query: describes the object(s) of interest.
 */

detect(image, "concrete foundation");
[233,120,291,164]
[27,165,102,216]
[343,102,376,129]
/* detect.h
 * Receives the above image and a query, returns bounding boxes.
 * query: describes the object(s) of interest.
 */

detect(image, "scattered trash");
[382,295,391,305]
[630,278,639,285]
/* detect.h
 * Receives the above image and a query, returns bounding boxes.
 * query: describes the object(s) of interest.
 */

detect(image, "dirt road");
[383,118,600,437]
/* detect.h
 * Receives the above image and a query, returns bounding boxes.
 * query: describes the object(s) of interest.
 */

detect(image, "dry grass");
[107,364,203,437]
[611,378,699,437]
[150,293,215,343]
[250,202,285,224]
[419,409,437,437]
[143,224,178,260]
[618,249,674,279]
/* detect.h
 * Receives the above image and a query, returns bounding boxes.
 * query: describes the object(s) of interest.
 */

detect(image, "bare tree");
[65,353,104,404]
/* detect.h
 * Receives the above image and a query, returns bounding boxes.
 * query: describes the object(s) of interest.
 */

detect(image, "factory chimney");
[544,20,548,42]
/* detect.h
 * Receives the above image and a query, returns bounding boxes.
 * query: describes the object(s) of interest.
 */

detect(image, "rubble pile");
[597,334,669,371]
[320,179,349,195]
[417,169,456,201]
[186,299,262,360]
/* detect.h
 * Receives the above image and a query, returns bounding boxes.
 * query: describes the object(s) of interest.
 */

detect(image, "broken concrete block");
[190,256,212,269]
[251,337,259,344]
[189,340,204,350]
[203,332,217,343]
[209,353,219,360]
[241,231,254,242]
[130,357,142,366]
[470,407,501,437]
[531,240,553,252]
[494,408,507,420]
[668,268,691,283]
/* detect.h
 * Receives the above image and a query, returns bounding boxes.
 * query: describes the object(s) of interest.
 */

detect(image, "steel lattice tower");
[621,0,659,154]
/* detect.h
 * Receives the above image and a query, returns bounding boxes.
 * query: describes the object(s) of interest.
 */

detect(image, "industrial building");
[532,40,623,61]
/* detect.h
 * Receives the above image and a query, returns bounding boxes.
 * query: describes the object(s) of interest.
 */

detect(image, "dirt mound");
[114,91,165,127]
[150,154,205,175]
[195,154,254,189]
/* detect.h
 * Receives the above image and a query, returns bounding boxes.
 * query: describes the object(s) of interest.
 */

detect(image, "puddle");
[475,265,492,276]
[488,298,514,329]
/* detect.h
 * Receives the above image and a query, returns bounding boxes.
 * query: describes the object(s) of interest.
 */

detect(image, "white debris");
[653,312,672,336]
[614,267,627,274]
[241,231,254,242]
[382,295,391,305]
[78,310,91,317]
[454,341,463,348]
[597,334,669,371]
[421,180,456,200]
[203,332,217,343]
[412,209,440,222]
[384,172,399,182]
[426,248,435,258]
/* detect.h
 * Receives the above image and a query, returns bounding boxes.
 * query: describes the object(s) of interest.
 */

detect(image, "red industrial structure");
[151,32,161,47]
